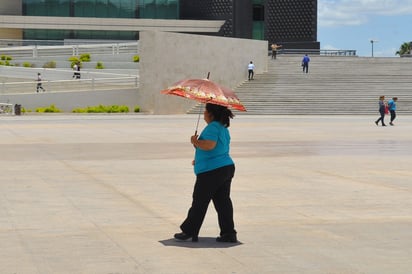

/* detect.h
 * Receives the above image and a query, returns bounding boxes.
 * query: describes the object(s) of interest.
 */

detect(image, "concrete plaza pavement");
[0,114,411,274]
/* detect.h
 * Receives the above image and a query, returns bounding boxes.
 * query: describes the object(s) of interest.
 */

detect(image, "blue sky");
[318,0,412,57]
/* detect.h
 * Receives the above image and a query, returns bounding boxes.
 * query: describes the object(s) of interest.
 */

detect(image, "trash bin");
[14,104,21,115]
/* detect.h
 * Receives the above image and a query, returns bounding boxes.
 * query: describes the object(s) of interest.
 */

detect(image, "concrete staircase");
[190,55,412,115]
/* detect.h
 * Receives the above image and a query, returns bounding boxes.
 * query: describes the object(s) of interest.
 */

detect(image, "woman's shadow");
[159,237,242,249]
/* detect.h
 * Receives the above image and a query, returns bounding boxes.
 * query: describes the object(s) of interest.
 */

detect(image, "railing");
[0,103,13,114]
[0,76,138,94]
[274,49,357,56]
[0,39,137,47]
[0,39,139,58]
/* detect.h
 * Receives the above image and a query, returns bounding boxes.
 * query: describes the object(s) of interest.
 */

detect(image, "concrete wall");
[0,15,223,33]
[0,0,22,39]
[138,31,268,114]
[0,29,22,39]
[0,1,22,15]
[0,89,139,113]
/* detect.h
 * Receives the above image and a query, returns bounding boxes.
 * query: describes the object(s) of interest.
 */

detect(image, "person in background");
[36,72,45,92]
[302,54,310,73]
[375,95,387,126]
[387,97,398,126]
[271,43,282,59]
[73,62,81,79]
[248,61,255,80]
[174,103,238,243]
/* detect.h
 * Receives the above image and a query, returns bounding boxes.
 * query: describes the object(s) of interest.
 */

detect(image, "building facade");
[0,0,318,49]
[180,0,318,49]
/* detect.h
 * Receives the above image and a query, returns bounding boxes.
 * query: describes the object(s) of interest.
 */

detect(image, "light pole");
[370,39,378,57]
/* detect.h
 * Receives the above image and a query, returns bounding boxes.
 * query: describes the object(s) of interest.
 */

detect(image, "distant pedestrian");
[388,97,398,126]
[72,62,81,79]
[36,73,45,92]
[375,95,387,126]
[302,54,310,73]
[271,43,282,59]
[248,61,255,80]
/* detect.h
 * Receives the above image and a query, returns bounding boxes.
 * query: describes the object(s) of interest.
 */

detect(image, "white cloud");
[319,0,412,27]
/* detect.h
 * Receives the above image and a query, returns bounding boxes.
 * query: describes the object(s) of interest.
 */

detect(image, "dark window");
[253,4,264,21]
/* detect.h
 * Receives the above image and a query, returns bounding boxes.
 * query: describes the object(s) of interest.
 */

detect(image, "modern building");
[0,0,318,49]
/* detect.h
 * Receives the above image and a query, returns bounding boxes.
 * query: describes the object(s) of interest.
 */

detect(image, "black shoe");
[375,121,378,126]
[216,233,237,243]
[382,124,387,127]
[390,122,394,126]
[174,232,198,242]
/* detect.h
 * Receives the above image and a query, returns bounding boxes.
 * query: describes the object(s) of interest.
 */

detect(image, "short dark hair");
[206,103,234,128]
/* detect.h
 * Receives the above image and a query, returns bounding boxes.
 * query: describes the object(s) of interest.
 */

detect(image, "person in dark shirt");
[375,95,387,126]
[302,54,310,73]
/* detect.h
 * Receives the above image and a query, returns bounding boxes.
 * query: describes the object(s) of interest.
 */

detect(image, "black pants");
[376,110,385,125]
[180,164,236,237]
[390,110,396,122]
[302,63,309,73]
[248,70,254,80]
[36,83,44,92]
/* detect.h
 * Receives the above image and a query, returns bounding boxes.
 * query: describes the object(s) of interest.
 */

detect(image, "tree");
[395,42,411,56]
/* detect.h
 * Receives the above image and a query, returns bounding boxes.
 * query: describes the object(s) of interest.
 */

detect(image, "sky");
[318,0,412,57]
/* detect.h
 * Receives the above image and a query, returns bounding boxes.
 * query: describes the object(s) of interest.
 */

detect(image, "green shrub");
[68,56,79,62]
[0,57,15,66]
[1,55,12,61]
[23,62,33,68]
[36,104,62,113]
[21,107,33,113]
[134,106,140,112]
[68,56,82,68]
[95,61,104,69]
[80,53,91,62]
[133,55,140,62]
[43,61,56,68]
[72,104,129,113]
[71,107,86,113]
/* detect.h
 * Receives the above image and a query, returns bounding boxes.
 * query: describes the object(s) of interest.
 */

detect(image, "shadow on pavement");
[159,238,243,248]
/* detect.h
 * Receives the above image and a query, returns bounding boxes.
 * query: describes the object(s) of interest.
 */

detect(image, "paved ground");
[0,114,411,274]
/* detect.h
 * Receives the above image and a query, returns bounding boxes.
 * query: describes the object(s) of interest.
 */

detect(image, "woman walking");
[388,97,398,126]
[375,95,387,126]
[174,103,238,243]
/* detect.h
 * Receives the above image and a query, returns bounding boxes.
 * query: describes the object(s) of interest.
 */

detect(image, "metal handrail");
[0,40,139,58]
[0,76,139,94]
[275,48,357,56]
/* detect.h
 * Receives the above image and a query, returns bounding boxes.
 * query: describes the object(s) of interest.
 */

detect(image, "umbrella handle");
[195,111,200,135]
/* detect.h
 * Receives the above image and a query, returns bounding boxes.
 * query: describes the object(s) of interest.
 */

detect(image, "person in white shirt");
[36,73,45,92]
[248,61,255,80]
[72,62,81,79]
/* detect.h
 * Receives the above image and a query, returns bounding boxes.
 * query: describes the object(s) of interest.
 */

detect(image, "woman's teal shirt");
[194,121,234,175]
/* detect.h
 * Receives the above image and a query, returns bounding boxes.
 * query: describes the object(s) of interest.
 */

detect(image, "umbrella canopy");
[161,78,246,112]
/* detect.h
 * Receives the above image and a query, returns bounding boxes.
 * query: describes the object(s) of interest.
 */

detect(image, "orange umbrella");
[161,74,246,133]
[161,76,246,112]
